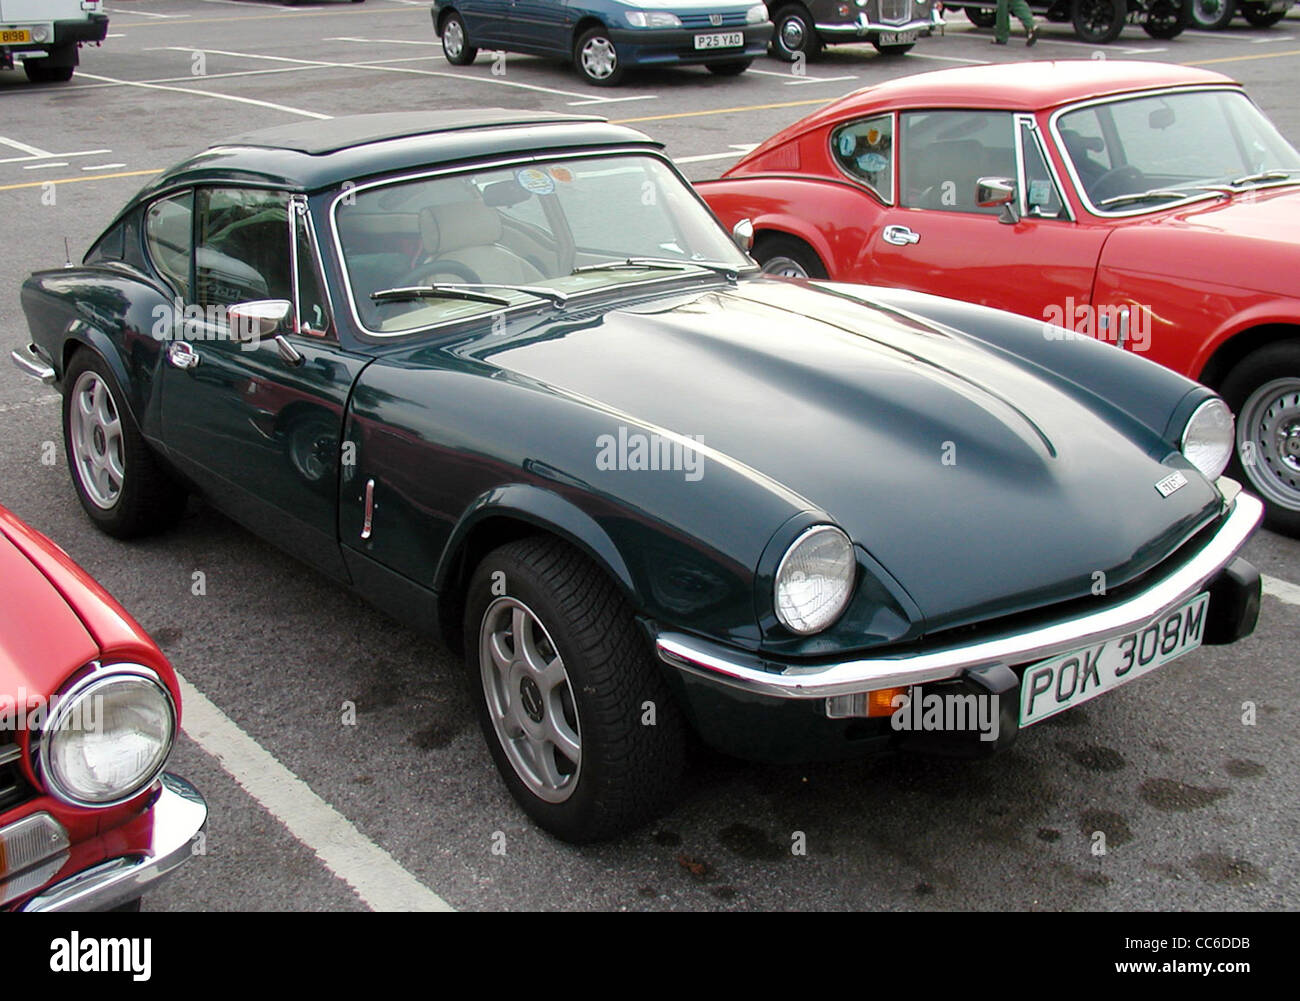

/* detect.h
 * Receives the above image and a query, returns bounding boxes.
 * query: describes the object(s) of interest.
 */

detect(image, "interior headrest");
[419,203,504,255]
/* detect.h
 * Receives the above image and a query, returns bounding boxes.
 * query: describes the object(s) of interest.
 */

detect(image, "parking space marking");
[105,6,190,18]
[0,136,53,158]
[908,52,991,64]
[82,163,128,171]
[76,71,332,119]
[0,149,113,166]
[158,44,657,105]
[0,169,163,193]
[1027,37,1165,55]
[22,162,68,171]
[1188,47,1300,65]
[674,143,759,164]
[176,672,454,913]
[613,97,831,125]
[1262,574,1300,607]
[746,67,859,85]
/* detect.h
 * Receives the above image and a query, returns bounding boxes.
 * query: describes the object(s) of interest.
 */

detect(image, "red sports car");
[697,61,1300,534]
[0,503,206,911]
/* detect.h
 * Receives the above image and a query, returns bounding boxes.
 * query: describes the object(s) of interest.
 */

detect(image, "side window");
[294,205,332,338]
[830,114,894,204]
[144,192,193,297]
[195,188,291,323]
[900,111,1016,214]
[86,222,125,264]
[1020,122,1068,220]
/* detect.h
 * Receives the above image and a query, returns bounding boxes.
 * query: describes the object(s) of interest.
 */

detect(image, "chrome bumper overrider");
[656,493,1264,700]
[10,344,56,384]
[19,774,207,912]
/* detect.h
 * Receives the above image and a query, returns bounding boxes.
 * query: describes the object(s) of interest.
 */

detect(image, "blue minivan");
[431,0,773,86]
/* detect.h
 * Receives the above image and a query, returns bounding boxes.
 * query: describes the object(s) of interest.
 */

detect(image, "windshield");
[335,153,753,334]
[1056,88,1300,212]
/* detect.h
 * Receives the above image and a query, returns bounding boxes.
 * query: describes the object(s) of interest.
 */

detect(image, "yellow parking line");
[612,97,832,125]
[0,168,163,193]
[1185,48,1300,66]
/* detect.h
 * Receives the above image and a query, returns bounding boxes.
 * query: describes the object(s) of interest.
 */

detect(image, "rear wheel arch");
[752,229,830,279]
[61,334,142,428]
[1197,322,1300,391]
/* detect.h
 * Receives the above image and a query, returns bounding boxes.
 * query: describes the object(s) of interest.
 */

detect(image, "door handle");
[882,225,920,247]
[167,341,200,371]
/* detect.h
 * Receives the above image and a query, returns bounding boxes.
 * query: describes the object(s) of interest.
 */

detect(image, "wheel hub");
[519,676,544,723]
[780,19,805,49]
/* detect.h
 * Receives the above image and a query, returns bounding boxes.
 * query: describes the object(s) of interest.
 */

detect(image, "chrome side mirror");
[976,177,1020,225]
[226,299,303,365]
[732,218,755,253]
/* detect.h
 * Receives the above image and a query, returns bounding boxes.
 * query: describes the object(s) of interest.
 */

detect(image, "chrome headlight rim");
[36,663,177,809]
[773,524,857,636]
[1181,396,1235,482]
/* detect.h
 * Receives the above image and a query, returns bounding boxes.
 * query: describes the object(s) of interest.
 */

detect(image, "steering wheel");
[391,259,483,289]
[1089,164,1146,204]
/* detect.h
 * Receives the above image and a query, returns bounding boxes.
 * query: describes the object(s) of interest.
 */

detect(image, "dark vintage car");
[698,61,1300,536]
[766,0,941,61]
[1187,0,1294,28]
[0,503,206,910]
[14,110,1263,841]
[949,0,1186,41]
[431,0,772,85]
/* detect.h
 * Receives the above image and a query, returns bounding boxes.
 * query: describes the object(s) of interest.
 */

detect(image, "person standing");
[993,0,1038,45]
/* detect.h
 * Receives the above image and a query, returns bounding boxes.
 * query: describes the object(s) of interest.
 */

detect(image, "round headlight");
[40,668,176,807]
[774,525,856,634]
[1181,397,1235,481]
[32,25,50,43]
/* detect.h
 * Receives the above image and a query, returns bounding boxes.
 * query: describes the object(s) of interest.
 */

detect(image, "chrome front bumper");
[19,774,207,912]
[815,14,935,37]
[11,343,56,384]
[656,492,1263,700]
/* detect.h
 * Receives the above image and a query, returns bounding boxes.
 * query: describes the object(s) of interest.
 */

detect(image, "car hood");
[470,278,1221,631]
[0,525,99,708]
[1105,186,1300,296]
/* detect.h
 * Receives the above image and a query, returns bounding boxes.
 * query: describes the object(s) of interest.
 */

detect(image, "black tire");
[706,59,753,75]
[463,537,686,841]
[574,26,625,86]
[872,40,916,54]
[1188,0,1237,27]
[23,60,75,84]
[1241,2,1286,25]
[1073,0,1127,41]
[752,233,828,279]
[964,5,999,26]
[1219,341,1300,537]
[770,4,822,61]
[61,349,186,539]
[1143,0,1189,36]
[440,12,478,65]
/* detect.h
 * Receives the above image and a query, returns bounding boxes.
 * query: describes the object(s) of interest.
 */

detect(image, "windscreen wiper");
[1229,168,1299,186]
[571,257,739,279]
[1097,184,1231,208]
[371,283,569,307]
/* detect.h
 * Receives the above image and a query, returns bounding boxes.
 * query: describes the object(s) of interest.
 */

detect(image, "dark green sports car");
[14,111,1263,842]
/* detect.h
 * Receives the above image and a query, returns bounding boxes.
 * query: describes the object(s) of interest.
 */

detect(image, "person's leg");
[994,0,1011,42]
[1010,0,1037,41]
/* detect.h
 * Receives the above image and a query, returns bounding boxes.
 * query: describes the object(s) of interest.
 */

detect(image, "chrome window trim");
[1015,113,1075,223]
[827,111,897,207]
[297,195,338,340]
[34,662,177,809]
[1047,84,1300,220]
[327,146,753,340]
[141,189,195,302]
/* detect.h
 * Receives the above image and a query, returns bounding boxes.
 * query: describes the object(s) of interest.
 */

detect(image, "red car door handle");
[882,225,920,247]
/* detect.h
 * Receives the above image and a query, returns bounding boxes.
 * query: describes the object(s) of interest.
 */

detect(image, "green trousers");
[995,0,1035,41]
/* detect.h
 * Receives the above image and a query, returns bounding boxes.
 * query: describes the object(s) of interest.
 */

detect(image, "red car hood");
[0,527,99,708]
[1104,186,1300,295]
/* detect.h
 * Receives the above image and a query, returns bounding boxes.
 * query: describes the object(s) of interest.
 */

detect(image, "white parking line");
[674,143,758,164]
[104,6,189,17]
[908,52,991,64]
[1262,574,1300,606]
[197,0,300,9]
[746,67,859,85]
[176,673,453,913]
[327,36,443,46]
[0,136,53,158]
[76,72,332,120]
[158,44,655,106]
[1029,37,1165,55]
[22,162,69,170]
[0,149,112,166]
[82,163,127,171]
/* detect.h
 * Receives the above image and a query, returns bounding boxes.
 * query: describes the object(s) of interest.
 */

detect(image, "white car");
[1,0,108,83]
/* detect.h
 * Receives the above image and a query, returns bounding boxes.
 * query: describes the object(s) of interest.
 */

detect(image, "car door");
[862,110,1109,326]
[152,187,368,580]
[501,0,572,52]
[459,0,512,47]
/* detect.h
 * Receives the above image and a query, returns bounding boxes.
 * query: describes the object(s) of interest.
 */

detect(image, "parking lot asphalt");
[2,0,1298,911]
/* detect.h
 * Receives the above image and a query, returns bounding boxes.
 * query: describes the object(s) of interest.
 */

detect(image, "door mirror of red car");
[732,218,754,254]
[975,177,1020,225]
[228,299,291,342]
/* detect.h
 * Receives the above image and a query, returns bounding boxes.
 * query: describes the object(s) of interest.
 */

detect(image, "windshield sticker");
[1028,179,1053,206]
[548,166,574,183]
[865,128,882,146]
[837,132,856,157]
[516,168,555,195]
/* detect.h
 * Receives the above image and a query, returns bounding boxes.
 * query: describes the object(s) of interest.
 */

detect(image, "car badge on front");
[710,13,723,25]
[1155,471,1188,498]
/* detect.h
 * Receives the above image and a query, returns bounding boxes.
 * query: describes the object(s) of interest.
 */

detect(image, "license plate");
[877,30,918,44]
[1,29,32,44]
[1019,592,1209,727]
[694,32,744,50]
